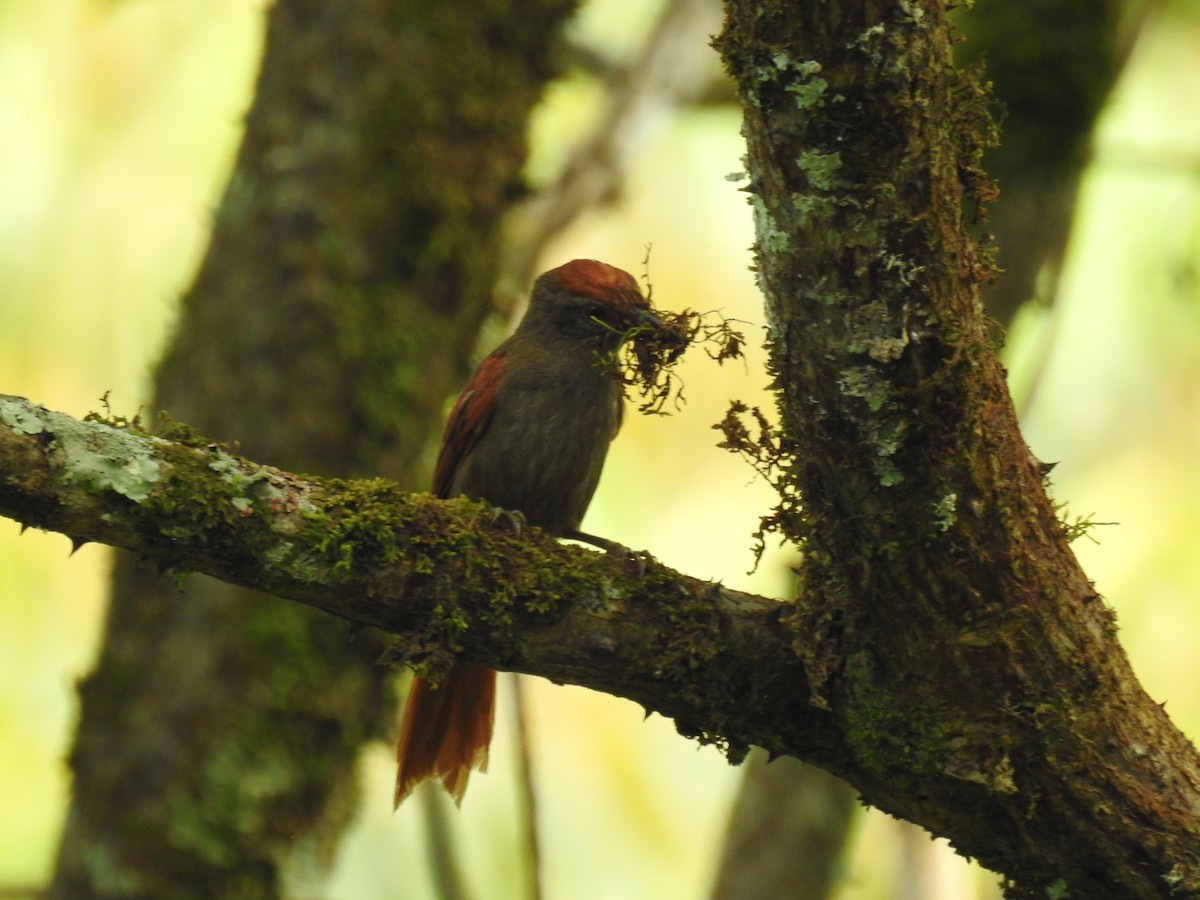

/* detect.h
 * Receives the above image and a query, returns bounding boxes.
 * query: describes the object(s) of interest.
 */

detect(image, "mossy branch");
[0,392,820,760]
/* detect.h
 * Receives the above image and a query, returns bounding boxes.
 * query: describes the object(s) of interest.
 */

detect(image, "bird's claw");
[626,549,654,579]
[490,506,527,537]
[565,530,654,577]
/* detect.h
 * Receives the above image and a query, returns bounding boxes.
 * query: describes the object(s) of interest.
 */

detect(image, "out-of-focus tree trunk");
[710,752,857,900]
[15,0,1195,896]
[49,0,577,896]
[956,0,1141,328]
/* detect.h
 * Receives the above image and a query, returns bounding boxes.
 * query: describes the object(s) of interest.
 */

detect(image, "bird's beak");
[635,308,661,330]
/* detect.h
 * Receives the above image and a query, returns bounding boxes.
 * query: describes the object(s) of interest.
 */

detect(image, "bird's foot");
[489,506,527,537]
[564,530,654,576]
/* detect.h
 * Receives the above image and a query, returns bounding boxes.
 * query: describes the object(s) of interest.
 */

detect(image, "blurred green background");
[1,1,1198,897]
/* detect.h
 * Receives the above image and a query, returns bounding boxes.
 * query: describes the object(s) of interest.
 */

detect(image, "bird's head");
[525,259,660,350]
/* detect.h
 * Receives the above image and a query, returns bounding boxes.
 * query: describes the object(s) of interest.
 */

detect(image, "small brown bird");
[394,259,657,807]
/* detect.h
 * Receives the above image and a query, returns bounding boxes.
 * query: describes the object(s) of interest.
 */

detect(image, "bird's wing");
[432,346,507,499]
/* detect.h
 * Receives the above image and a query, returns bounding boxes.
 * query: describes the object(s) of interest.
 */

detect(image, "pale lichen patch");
[0,398,48,436]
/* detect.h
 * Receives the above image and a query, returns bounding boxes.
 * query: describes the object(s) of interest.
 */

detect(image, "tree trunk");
[715,1,1200,897]
[710,752,857,900]
[49,0,576,896]
[710,2,1143,892]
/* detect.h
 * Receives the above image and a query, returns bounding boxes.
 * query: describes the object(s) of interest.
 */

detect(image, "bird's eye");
[587,301,615,326]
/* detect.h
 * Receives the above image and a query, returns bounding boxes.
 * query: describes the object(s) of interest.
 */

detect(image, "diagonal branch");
[0,393,824,761]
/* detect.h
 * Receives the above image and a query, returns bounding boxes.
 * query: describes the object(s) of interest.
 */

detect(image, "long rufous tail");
[394,663,497,807]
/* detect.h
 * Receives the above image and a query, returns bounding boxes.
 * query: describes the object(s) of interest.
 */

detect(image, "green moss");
[796,148,842,191]
[303,478,412,575]
[933,492,958,531]
[839,366,890,412]
[790,192,836,231]
[876,460,904,487]
[139,444,259,540]
[155,411,220,449]
[295,479,586,672]
[1053,502,1114,545]
[762,53,828,110]
[843,651,959,778]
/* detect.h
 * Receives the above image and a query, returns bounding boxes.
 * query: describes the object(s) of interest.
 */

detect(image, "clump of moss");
[625,308,747,415]
[714,401,805,568]
[594,296,746,416]
[81,390,146,433]
[155,411,228,451]
[842,650,961,780]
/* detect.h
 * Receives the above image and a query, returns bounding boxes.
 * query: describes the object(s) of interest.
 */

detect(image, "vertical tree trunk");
[710,3,1139,891]
[716,1,1200,896]
[710,752,857,900]
[50,0,576,896]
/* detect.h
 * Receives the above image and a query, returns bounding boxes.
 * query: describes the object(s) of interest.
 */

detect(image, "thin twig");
[510,674,544,900]
[420,784,472,900]
[501,0,724,301]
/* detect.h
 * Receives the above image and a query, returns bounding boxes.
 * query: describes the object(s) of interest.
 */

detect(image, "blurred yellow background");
[1,1,1198,898]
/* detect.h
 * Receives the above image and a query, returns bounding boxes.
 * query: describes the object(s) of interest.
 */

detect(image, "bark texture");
[0,396,814,759]
[45,0,576,896]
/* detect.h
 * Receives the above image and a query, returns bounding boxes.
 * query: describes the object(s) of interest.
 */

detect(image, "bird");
[394,258,659,807]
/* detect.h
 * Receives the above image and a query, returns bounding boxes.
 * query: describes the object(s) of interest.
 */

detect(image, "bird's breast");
[448,367,622,534]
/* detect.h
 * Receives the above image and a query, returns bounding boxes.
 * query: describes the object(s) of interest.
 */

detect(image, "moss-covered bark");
[0,394,814,763]
[711,2,1141,891]
[716,1,1200,897]
[46,0,577,896]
